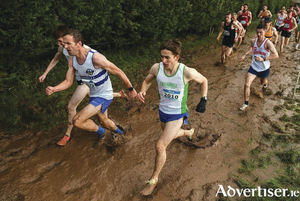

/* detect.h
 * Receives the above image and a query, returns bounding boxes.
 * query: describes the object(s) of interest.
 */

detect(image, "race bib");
[163,89,181,100]
[284,23,289,28]
[224,30,230,36]
[84,80,96,88]
[241,20,246,25]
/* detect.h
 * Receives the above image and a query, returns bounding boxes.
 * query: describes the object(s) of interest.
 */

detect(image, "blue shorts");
[248,66,270,79]
[89,97,113,113]
[159,110,189,124]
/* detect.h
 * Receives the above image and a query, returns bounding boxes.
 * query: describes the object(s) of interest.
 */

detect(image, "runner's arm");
[248,12,252,25]
[136,63,158,103]
[257,10,262,18]
[289,18,298,32]
[272,27,278,44]
[184,67,208,98]
[217,22,224,41]
[46,57,75,95]
[265,40,279,61]
[269,10,272,17]
[39,46,63,82]
[93,53,137,98]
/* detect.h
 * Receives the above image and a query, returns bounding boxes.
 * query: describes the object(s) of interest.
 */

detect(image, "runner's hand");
[136,92,146,103]
[128,89,137,99]
[196,97,207,113]
[39,74,46,82]
[46,86,55,95]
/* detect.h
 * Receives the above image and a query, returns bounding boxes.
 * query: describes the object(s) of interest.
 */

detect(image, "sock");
[96,126,105,137]
[245,101,249,105]
[114,126,123,134]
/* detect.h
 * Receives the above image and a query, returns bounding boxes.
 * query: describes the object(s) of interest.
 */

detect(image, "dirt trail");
[0,36,299,201]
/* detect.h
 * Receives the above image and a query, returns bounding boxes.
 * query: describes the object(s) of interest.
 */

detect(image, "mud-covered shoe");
[140,178,158,196]
[240,104,249,111]
[188,128,195,140]
[119,90,129,101]
[262,85,268,93]
[93,133,105,148]
[57,135,70,146]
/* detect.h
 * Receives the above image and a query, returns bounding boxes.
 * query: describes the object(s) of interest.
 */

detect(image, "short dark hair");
[63,29,83,45]
[225,11,231,16]
[244,3,249,7]
[257,23,266,30]
[53,25,68,39]
[160,39,182,56]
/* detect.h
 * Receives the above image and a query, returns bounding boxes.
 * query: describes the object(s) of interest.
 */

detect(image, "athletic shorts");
[159,110,189,125]
[275,25,283,32]
[89,97,113,113]
[243,25,248,31]
[281,30,291,38]
[222,40,235,48]
[248,66,270,79]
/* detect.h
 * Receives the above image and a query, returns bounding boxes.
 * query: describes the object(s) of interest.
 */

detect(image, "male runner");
[232,12,245,50]
[274,9,287,36]
[278,10,298,54]
[257,5,272,23]
[238,3,252,42]
[46,29,137,144]
[296,9,300,50]
[40,26,128,146]
[136,39,208,195]
[217,12,242,63]
[240,23,279,111]
[263,17,278,45]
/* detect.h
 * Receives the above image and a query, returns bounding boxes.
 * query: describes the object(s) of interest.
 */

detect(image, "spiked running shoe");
[57,135,70,146]
[119,90,129,101]
[140,178,158,196]
[188,128,195,140]
[93,133,106,148]
[240,104,249,111]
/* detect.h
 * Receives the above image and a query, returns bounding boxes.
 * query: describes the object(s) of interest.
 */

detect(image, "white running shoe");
[240,104,248,111]
[296,44,299,50]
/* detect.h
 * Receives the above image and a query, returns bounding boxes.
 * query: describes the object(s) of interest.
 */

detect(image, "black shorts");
[222,41,234,48]
[275,25,283,32]
[243,25,248,31]
[281,30,291,38]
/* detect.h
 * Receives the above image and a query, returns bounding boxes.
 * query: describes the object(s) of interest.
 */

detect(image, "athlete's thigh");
[96,108,109,122]
[225,47,233,55]
[158,118,183,145]
[245,72,257,85]
[76,103,102,122]
[69,84,89,107]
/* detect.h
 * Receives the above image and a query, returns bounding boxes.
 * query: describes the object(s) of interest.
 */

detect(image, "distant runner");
[278,10,298,54]
[240,24,279,111]
[263,17,278,46]
[217,12,242,63]
[136,39,208,196]
[238,3,252,43]
[295,9,300,50]
[274,9,287,36]
[232,12,245,50]
[257,5,272,23]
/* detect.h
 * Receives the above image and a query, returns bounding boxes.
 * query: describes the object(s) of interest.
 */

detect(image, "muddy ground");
[0,35,299,201]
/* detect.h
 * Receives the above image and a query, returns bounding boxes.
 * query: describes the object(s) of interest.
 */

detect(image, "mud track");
[0,35,299,201]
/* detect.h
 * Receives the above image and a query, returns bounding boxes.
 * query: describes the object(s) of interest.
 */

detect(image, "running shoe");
[262,85,268,93]
[93,133,105,148]
[188,128,195,140]
[119,90,129,101]
[57,135,70,146]
[296,44,299,50]
[140,178,158,196]
[240,104,249,111]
